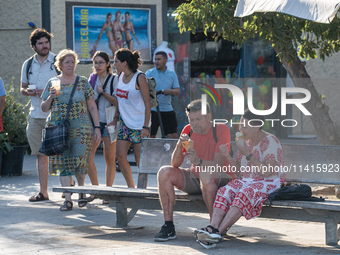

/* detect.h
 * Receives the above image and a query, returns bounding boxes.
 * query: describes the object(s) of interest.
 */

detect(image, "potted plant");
[0,78,29,176]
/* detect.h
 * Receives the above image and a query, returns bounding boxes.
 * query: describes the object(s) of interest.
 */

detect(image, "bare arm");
[131,22,140,44]
[219,144,241,177]
[87,97,101,143]
[41,87,57,112]
[164,87,180,96]
[94,24,106,46]
[21,81,37,97]
[171,133,188,168]
[138,74,151,138]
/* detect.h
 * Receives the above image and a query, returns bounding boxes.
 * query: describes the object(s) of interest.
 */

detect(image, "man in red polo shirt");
[154,99,233,242]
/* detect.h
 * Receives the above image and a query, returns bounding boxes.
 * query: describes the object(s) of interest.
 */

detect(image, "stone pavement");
[0,150,340,254]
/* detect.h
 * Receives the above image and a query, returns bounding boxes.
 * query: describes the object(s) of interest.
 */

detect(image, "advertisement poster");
[72,6,151,61]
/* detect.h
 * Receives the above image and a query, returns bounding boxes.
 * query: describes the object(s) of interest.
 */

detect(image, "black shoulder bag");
[39,76,79,156]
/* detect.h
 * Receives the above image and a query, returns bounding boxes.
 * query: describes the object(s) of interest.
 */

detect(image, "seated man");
[154,99,233,242]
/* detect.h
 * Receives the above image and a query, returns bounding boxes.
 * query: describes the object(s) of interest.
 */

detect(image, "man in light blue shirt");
[145,51,180,138]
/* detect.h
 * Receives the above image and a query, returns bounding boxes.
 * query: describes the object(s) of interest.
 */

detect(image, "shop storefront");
[166,1,290,138]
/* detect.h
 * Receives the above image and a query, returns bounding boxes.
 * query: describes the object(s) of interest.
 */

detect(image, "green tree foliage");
[175,0,340,145]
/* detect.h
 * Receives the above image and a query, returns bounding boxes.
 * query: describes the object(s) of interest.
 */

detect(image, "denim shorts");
[94,122,109,137]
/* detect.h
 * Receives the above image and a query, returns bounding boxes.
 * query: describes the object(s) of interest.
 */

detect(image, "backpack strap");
[212,125,218,143]
[110,75,116,96]
[136,72,145,89]
[189,125,218,143]
[95,74,112,105]
[26,55,60,83]
[26,56,34,82]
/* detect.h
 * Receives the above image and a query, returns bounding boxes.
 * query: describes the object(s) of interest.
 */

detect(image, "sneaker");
[153,224,176,242]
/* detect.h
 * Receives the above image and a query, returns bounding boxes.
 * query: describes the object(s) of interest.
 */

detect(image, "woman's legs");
[129,40,134,51]
[87,137,101,186]
[103,137,116,186]
[216,206,242,233]
[60,175,72,202]
[133,142,141,167]
[116,140,135,188]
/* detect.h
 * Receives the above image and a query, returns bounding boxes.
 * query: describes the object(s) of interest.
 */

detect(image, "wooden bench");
[53,138,340,245]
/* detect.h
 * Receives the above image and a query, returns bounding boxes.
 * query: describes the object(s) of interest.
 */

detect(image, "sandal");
[78,193,88,208]
[62,179,75,198]
[194,225,222,243]
[60,200,73,211]
[29,192,49,202]
[86,195,97,202]
[196,240,217,249]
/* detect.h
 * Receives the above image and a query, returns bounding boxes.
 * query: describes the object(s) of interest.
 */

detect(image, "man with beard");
[153,99,233,242]
[20,28,59,202]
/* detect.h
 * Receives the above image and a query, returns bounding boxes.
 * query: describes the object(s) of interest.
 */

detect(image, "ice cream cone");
[182,139,194,150]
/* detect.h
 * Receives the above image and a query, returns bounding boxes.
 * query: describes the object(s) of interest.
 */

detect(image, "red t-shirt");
[181,123,232,177]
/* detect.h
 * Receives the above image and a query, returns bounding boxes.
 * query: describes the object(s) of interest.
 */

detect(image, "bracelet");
[99,91,104,96]
[95,126,100,129]
[142,126,150,130]
[196,158,203,166]
[114,116,119,120]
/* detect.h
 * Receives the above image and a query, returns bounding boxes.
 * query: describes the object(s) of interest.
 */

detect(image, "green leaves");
[0,78,28,153]
[175,0,340,62]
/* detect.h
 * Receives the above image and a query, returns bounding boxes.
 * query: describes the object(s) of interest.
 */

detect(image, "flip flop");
[29,192,49,202]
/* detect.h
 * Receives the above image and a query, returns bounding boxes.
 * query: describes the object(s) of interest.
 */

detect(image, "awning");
[234,0,340,24]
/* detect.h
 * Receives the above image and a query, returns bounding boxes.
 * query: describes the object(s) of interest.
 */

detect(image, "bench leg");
[116,202,127,227]
[325,217,338,246]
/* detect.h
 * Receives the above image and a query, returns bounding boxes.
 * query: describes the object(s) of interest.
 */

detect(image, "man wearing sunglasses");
[154,99,233,242]
[20,28,59,203]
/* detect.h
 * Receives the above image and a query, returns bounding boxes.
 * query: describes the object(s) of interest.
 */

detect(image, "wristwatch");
[99,91,104,96]
[246,154,253,161]
[196,158,203,166]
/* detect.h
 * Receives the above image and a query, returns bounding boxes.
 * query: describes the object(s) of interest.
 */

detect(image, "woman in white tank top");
[110,48,151,188]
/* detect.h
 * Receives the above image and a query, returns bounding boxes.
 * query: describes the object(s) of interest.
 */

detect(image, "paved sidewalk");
[0,151,339,254]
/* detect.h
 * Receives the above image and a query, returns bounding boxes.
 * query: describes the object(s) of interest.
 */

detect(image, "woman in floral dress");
[194,109,285,249]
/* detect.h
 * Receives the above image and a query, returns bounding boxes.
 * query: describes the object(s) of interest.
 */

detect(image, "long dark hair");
[115,48,142,73]
[92,51,113,74]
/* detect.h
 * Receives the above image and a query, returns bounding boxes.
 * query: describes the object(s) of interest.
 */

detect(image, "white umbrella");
[234,0,340,23]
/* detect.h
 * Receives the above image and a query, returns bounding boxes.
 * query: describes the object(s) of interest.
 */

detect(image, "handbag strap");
[65,75,80,121]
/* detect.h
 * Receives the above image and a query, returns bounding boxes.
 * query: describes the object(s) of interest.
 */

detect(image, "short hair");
[155,51,167,59]
[115,48,142,73]
[92,51,113,74]
[55,49,79,72]
[30,28,53,48]
[243,109,265,129]
[185,99,210,114]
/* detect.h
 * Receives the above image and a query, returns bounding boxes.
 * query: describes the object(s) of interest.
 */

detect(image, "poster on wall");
[68,3,155,62]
